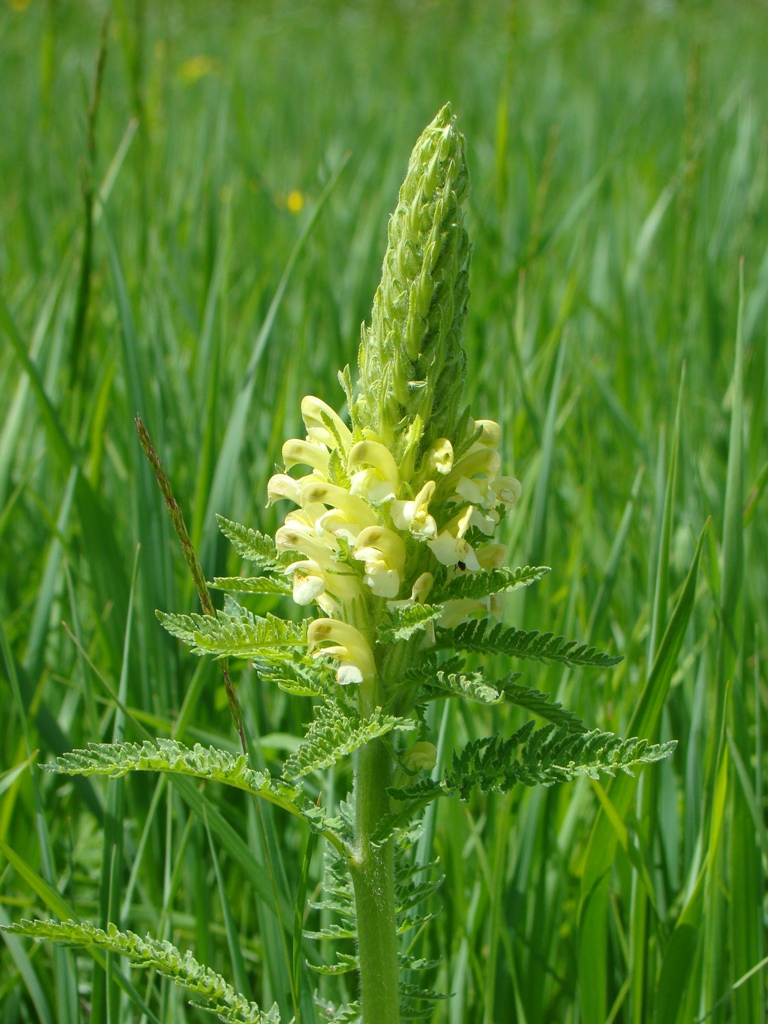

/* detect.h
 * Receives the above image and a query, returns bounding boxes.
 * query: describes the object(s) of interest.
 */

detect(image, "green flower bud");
[353,104,472,471]
[403,741,438,773]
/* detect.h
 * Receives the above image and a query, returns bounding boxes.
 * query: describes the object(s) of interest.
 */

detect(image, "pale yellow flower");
[476,543,508,569]
[276,515,337,569]
[308,619,376,686]
[287,560,328,606]
[301,395,353,450]
[348,441,400,501]
[391,480,438,540]
[300,480,378,529]
[424,438,454,475]
[490,476,522,509]
[438,598,490,629]
[472,419,502,447]
[353,526,407,599]
[445,447,501,493]
[282,438,330,474]
[428,505,480,570]
[266,473,303,506]
[286,559,361,608]
[468,506,500,536]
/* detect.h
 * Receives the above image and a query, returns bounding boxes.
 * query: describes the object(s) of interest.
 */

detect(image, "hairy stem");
[350,735,400,1024]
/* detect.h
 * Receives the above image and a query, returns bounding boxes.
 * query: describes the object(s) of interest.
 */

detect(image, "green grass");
[1,0,767,1021]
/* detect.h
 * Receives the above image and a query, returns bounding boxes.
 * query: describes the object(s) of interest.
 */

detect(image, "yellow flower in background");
[178,55,220,84]
[287,190,305,214]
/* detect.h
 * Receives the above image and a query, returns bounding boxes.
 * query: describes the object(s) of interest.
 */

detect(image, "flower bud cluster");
[268,395,520,686]
[352,104,472,465]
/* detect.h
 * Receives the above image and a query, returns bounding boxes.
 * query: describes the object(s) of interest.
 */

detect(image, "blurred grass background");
[1,0,767,1021]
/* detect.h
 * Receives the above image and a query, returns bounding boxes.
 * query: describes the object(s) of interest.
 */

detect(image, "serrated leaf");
[409,655,586,727]
[399,955,442,972]
[284,702,416,780]
[311,954,360,976]
[157,608,307,659]
[327,445,351,489]
[400,977,449,1020]
[386,727,675,807]
[395,876,443,914]
[317,997,360,1023]
[216,515,293,569]
[437,619,622,669]
[304,923,357,942]
[378,603,443,643]
[405,652,466,682]
[442,726,676,800]
[43,739,351,851]
[254,651,336,696]
[43,739,303,812]
[418,667,513,705]
[2,919,278,1024]
[45,739,269,790]
[431,564,550,603]
[370,794,442,845]
[496,680,586,730]
[210,576,291,596]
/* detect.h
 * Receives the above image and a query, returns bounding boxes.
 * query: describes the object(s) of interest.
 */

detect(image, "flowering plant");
[5,106,673,1024]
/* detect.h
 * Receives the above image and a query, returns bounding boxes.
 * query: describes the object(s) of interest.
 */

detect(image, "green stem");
[350,735,400,1024]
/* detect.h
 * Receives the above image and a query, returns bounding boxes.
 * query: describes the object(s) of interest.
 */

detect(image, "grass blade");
[200,153,350,569]
[578,521,706,1024]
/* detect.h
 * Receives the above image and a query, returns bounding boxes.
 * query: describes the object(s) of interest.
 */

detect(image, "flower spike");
[352,104,472,465]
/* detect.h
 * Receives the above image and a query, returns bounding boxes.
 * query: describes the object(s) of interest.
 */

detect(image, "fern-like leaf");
[43,740,304,813]
[417,666,514,705]
[393,726,675,804]
[408,655,585,728]
[304,923,358,943]
[377,728,675,840]
[216,515,293,569]
[45,739,266,788]
[284,703,416,780]
[431,564,550,603]
[378,604,443,643]
[400,978,448,1020]
[404,652,465,683]
[497,680,586,730]
[317,999,360,1023]
[309,841,356,926]
[437,619,622,668]
[2,919,279,1023]
[394,876,443,918]
[445,727,676,798]
[254,651,336,696]
[310,952,360,975]
[157,607,307,659]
